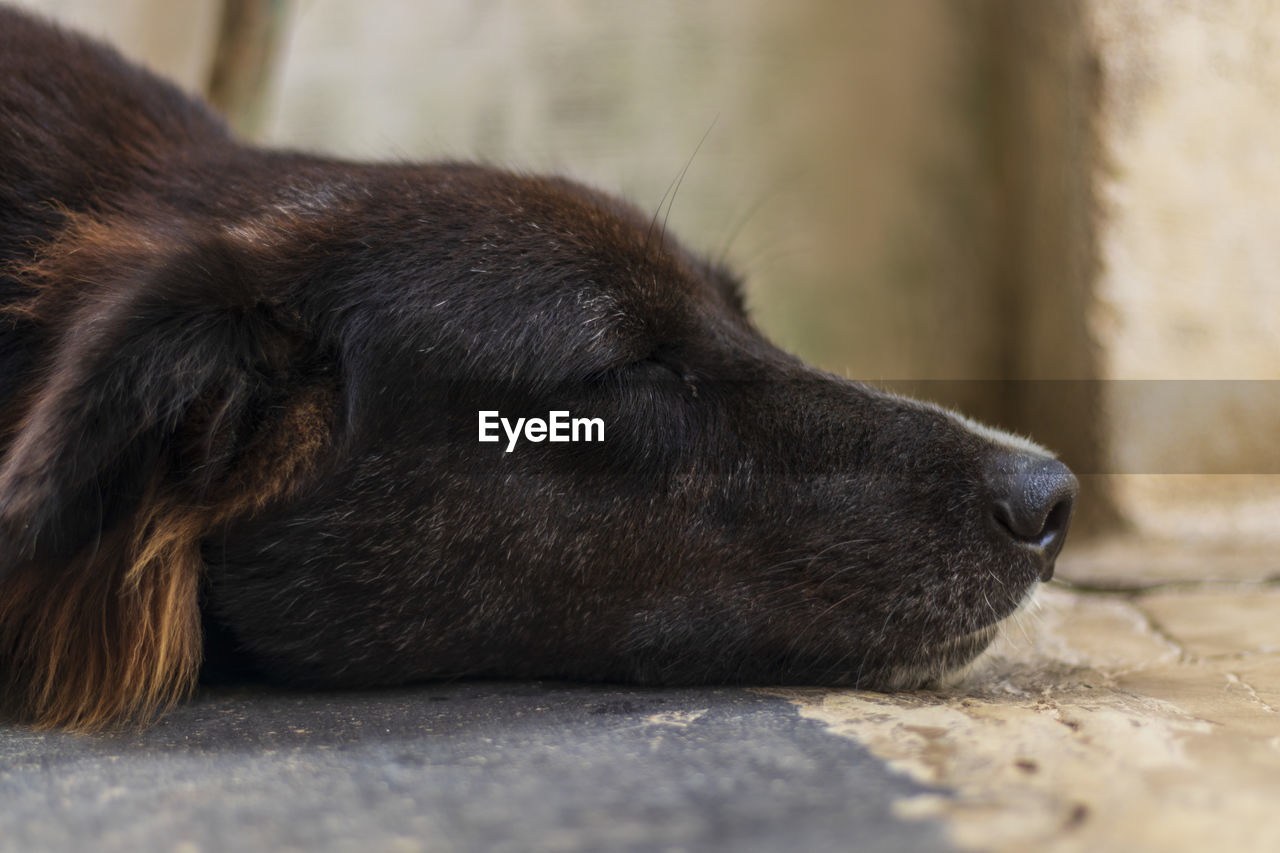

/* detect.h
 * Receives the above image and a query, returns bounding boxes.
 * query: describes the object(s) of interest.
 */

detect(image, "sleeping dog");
[0,8,1077,729]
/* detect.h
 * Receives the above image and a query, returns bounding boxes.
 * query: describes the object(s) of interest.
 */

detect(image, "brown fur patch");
[0,386,334,731]
[1,202,338,728]
[2,211,186,326]
[0,485,203,730]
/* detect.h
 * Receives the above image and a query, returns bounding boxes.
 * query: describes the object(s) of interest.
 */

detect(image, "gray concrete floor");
[0,682,953,853]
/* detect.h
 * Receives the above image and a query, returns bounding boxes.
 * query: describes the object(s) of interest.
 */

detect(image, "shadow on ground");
[0,682,953,853]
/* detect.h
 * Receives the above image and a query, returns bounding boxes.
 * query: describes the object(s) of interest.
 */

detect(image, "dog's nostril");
[989,455,1079,579]
[1038,498,1074,548]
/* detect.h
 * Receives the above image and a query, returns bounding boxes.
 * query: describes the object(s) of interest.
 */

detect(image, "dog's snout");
[988,453,1078,581]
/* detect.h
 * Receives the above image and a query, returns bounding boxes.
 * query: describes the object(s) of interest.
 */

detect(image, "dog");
[0,7,1077,730]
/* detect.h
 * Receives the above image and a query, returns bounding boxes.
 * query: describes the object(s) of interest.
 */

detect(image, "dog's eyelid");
[639,347,676,369]
[600,349,676,377]
[637,352,699,392]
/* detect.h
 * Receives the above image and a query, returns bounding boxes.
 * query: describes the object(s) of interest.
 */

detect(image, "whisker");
[644,168,683,263]
[659,115,719,255]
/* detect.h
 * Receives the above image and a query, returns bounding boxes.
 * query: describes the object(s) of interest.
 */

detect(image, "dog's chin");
[836,580,1041,693]
[925,582,1046,690]
[880,622,1003,691]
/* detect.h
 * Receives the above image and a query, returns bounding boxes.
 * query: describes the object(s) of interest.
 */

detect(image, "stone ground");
[3,538,1279,852]
[780,536,1280,852]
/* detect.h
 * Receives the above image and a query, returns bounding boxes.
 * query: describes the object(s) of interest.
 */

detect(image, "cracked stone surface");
[1138,588,1280,657]
[775,579,1280,852]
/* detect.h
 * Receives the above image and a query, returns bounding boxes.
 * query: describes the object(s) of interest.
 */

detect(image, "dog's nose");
[987,452,1078,581]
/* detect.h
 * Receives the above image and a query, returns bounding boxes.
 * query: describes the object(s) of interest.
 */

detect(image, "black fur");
[0,7,1074,724]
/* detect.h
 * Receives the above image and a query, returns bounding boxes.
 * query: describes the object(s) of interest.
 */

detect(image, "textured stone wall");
[1086,0,1280,542]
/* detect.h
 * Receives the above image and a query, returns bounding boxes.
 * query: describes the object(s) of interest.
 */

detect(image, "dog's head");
[0,164,1075,727]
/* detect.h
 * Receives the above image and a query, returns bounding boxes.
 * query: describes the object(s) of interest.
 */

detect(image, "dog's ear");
[0,223,335,729]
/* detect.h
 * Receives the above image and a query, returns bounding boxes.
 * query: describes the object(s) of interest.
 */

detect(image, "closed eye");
[631,353,700,397]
